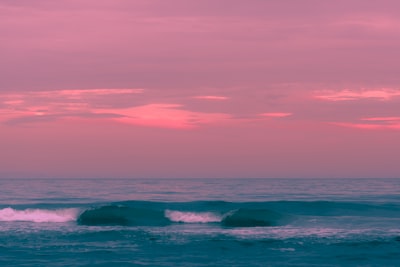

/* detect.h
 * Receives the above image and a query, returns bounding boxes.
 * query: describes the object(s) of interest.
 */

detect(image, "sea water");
[0,178,399,266]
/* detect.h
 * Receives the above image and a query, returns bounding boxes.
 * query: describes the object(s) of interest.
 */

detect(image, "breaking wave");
[77,205,286,227]
[0,207,79,223]
[1,200,398,226]
[165,210,222,223]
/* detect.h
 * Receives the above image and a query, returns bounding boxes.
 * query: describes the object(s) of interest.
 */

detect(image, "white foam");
[0,207,79,223]
[165,210,222,223]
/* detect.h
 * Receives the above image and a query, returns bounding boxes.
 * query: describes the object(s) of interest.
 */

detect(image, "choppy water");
[0,178,399,266]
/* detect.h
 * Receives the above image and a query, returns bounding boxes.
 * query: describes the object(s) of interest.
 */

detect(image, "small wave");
[165,210,222,223]
[0,207,79,223]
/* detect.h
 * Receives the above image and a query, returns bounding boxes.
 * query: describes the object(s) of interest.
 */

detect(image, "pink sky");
[1,0,400,178]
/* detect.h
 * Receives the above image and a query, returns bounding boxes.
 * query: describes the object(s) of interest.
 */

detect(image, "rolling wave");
[77,205,285,227]
[1,200,399,226]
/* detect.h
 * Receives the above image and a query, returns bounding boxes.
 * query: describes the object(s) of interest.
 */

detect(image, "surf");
[2,200,399,227]
[165,210,222,223]
[0,207,79,223]
[76,205,287,227]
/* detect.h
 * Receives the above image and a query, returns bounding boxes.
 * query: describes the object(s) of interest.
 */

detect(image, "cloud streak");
[314,88,400,101]
[193,95,229,101]
[100,104,231,129]
[0,89,231,128]
[333,116,400,130]
[260,112,292,118]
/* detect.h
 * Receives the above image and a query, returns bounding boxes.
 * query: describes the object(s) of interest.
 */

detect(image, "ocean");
[0,178,399,266]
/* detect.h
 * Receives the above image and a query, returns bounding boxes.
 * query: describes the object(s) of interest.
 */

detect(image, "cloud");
[32,88,144,100]
[314,88,400,101]
[332,116,400,130]
[335,15,400,33]
[193,95,229,101]
[0,89,231,128]
[57,88,144,96]
[97,104,231,129]
[0,88,145,123]
[361,117,400,122]
[0,88,143,104]
[260,112,292,118]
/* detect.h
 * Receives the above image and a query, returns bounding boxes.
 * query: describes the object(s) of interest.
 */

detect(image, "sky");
[1,0,400,179]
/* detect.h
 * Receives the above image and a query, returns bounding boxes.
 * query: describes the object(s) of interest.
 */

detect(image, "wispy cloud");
[260,112,292,118]
[333,116,400,130]
[335,16,400,33]
[193,95,229,101]
[361,117,400,122]
[98,104,231,129]
[0,88,144,123]
[314,88,400,101]
[0,89,231,128]
[56,88,144,97]
[26,88,144,101]
[0,88,143,105]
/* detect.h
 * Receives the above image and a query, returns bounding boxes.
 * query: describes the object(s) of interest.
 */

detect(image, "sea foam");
[165,210,222,223]
[0,207,79,223]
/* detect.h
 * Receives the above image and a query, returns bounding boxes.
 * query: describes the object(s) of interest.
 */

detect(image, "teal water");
[0,178,399,266]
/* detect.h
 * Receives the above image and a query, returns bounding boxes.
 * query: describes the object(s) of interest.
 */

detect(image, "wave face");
[0,207,78,223]
[77,205,170,226]
[221,208,284,227]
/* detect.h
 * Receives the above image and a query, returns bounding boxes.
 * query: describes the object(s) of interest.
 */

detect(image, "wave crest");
[0,207,79,223]
[165,210,222,223]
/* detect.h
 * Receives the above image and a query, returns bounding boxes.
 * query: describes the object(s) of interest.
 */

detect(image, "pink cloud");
[0,88,143,104]
[0,89,231,128]
[333,122,400,130]
[0,89,137,123]
[98,104,231,129]
[361,117,400,122]
[314,88,400,101]
[333,117,400,130]
[2,99,25,106]
[260,112,292,118]
[332,122,383,130]
[193,95,229,100]
[32,89,144,100]
[57,88,144,96]
[335,15,400,33]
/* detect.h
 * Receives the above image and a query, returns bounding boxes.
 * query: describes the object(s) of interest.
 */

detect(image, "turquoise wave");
[1,200,399,226]
[77,205,287,227]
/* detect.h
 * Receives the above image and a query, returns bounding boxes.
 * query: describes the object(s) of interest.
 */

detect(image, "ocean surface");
[0,178,399,266]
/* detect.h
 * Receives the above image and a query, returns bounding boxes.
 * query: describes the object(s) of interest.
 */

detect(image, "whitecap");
[165,210,222,223]
[0,207,79,223]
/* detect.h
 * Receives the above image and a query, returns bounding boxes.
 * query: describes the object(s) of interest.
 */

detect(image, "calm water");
[0,178,399,266]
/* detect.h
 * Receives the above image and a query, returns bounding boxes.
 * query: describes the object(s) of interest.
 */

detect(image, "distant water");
[0,178,399,266]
